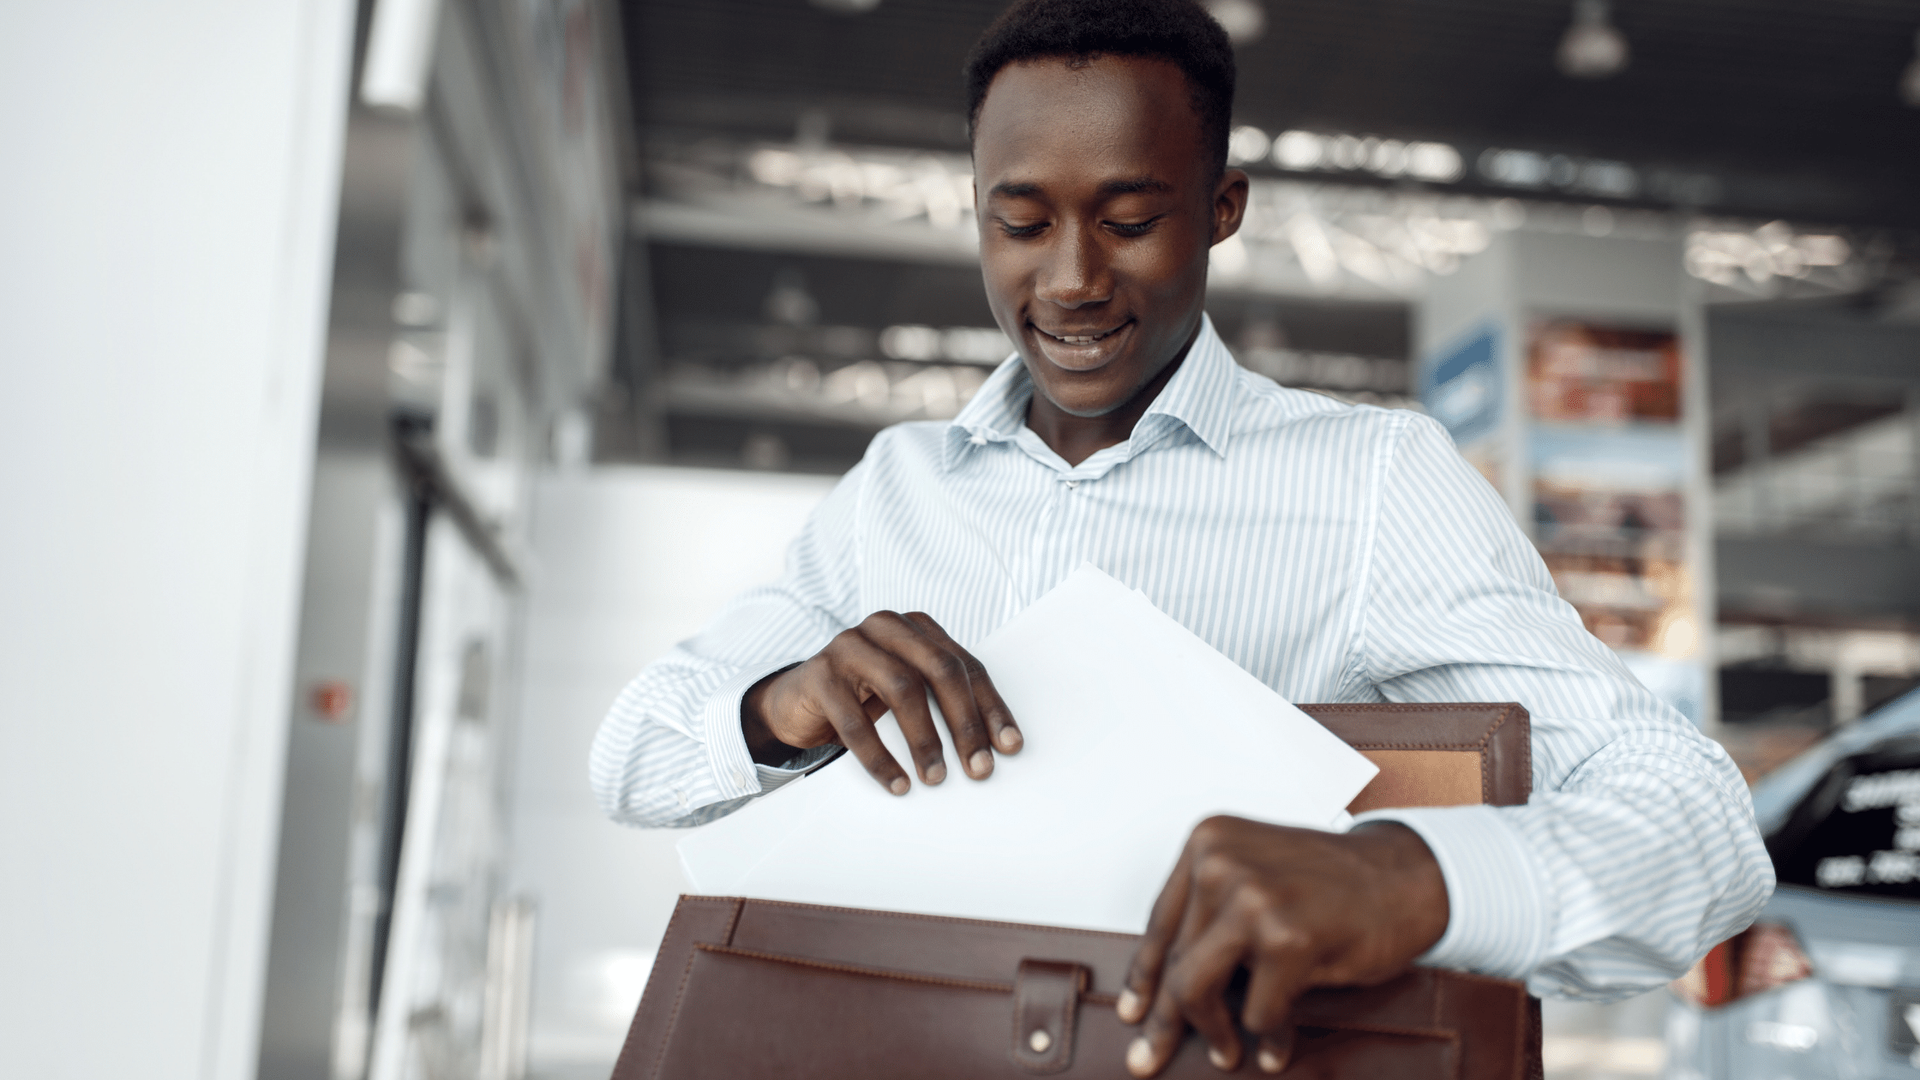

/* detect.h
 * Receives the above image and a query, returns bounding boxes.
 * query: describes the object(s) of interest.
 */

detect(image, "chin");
[1029,370,1140,419]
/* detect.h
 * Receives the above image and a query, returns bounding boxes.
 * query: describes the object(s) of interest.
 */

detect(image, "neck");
[1024,320,1201,467]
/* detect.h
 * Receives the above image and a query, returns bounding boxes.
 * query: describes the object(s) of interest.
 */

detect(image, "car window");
[1767,736,1920,901]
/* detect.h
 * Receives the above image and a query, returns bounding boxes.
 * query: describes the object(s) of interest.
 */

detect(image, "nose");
[1033,221,1111,310]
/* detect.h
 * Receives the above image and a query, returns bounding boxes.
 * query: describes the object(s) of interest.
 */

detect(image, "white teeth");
[1046,327,1120,345]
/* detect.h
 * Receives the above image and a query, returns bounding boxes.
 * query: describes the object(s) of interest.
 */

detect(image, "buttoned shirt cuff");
[701,662,834,802]
[1350,805,1552,980]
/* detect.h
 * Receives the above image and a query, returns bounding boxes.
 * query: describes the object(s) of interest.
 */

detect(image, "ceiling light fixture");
[360,0,444,111]
[1202,0,1267,46]
[1557,0,1629,79]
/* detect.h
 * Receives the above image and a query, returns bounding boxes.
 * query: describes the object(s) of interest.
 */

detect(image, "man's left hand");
[1118,817,1450,1076]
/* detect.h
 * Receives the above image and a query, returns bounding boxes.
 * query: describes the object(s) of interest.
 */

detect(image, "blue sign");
[1421,324,1501,447]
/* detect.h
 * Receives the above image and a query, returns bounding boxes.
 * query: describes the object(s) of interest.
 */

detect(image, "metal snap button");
[1028,1029,1052,1053]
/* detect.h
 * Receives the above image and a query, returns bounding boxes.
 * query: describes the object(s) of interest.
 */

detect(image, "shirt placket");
[1022,473,1089,607]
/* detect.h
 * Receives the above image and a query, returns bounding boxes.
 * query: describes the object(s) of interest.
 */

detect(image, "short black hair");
[963,0,1236,178]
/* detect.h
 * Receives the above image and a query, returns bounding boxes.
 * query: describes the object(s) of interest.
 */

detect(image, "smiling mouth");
[1034,322,1130,346]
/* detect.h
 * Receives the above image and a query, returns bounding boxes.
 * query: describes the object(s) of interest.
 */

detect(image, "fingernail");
[889,777,909,796]
[1258,1047,1285,1073]
[999,727,1023,752]
[924,761,946,785]
[969,749,993,777]
[1126,1037,1155,1077]
[1208,1046,1233,1071]
[1116,989,1142,1023]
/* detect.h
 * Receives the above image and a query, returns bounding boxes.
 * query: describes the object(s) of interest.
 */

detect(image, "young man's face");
[972,54,1246,419]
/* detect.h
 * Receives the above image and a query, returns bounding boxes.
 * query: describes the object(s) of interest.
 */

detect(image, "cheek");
[1120,220,1210,287]
[1117,241,1206,306]
[978,251,1032,314]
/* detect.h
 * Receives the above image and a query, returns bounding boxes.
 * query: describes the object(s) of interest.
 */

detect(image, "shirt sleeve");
[1349,411,1774,1001]
[587,456,869,828]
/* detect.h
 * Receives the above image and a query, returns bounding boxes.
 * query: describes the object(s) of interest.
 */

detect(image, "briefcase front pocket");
[645,941,1466,1079]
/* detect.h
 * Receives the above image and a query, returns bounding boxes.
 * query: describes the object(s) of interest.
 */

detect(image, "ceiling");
[619,0,1920,227]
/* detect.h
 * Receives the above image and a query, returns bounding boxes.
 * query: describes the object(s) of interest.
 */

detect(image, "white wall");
[510,466,836,1078]
[0,3,355,1077]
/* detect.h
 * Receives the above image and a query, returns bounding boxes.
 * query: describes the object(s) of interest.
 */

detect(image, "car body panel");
[1668,689,1920,1079]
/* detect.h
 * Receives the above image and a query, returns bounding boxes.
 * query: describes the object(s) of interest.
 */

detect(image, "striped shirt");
[590,316,1772,999]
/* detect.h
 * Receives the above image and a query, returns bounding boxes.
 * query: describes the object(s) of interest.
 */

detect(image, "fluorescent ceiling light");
[1201,0,1267,45]
[1557,0,1629,79]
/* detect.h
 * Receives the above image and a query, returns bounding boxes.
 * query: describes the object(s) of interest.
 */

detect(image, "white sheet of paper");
[677,563,1378,934]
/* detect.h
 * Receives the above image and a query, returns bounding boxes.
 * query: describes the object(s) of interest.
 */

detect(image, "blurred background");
[3,1,1919,1079]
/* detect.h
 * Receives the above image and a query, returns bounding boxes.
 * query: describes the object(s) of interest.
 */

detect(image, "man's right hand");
[741,610,1023,794]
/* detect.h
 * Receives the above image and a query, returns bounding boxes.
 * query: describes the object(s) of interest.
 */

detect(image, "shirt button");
[970,433,988,446]
[675,789,689,808]
[730,768,748,788]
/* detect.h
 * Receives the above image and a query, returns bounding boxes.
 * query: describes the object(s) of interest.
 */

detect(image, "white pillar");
[0,3,355,1078]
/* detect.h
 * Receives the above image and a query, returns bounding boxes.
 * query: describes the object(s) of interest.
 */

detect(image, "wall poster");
[1527,321,1705,722]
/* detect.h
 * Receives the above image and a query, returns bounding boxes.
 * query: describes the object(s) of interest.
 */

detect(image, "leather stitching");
[1346,741,1486,750]
[1323,703,1530,806]
[731,896,1139,941]
[617,895,699,1080]
[696,942,1015,994]
[692,941,1475,1043]
[1302,702,1509,713]
[720,896,744,945]
[1514,703,1532,802]
[649,942,704,1080]
[641,897,739,1080]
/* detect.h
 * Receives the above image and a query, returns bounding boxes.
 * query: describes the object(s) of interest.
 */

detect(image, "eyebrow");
[1099,176,1173,195]
[987,176,1174,199]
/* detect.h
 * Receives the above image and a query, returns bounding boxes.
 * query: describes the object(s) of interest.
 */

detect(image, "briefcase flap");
[614,896,1530,1080]
[613,703,1539,1079]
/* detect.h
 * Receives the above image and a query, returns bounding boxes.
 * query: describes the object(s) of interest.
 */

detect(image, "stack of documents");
[678,564,1378,934]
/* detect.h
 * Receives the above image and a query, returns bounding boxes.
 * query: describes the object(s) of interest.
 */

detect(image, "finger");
[1255,1031,1294,1076]
[861,614,986,778]
[901,612,1023,758]
[833,631,947,784]
[1241,920,1315,1074]
[1123,846,1195,1024]
[1127,981,1186,1080]
[819,689,911,795]
[1239,917,1314,1036]
[1156,915,1252,1072]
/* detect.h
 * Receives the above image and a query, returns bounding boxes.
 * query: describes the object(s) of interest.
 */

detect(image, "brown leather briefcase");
[613,703,1540,1079]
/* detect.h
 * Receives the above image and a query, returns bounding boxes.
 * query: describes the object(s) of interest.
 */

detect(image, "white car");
[1666,688,1920,1079]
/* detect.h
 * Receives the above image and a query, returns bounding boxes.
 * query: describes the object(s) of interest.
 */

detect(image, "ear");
[1210,168,1250,246]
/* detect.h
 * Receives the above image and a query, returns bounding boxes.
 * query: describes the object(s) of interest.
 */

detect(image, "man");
[592,0,1772,1075]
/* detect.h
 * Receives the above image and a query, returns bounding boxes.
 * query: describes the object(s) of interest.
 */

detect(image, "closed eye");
[1107,216,1163,237]
[997,219,1047,239]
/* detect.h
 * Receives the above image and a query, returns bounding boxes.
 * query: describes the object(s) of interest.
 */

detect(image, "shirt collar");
[943,314,1239,470]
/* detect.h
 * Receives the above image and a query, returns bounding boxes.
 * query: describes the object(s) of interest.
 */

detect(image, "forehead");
[972,55,1208,191]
